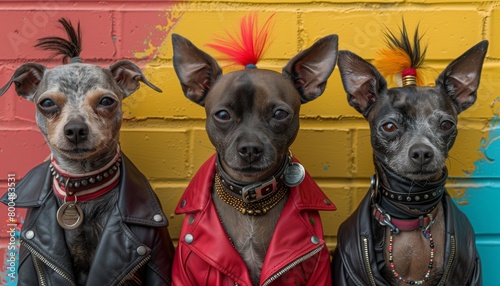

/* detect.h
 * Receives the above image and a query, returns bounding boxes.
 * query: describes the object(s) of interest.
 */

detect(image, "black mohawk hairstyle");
[35,18,82,63]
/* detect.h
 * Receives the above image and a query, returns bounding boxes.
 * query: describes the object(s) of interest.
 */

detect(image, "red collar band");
[51,148,121,202]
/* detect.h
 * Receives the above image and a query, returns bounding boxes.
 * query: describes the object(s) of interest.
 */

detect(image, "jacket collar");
[2,153,168,227]
[176,154,336,214]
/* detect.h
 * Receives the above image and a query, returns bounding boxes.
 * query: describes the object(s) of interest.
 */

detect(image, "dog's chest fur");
[212,190,288,286]
[378,203,445,285]
[58,187,119,285]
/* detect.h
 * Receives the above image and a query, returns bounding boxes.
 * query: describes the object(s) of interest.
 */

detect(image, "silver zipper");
[22,240,76,286]
[262,244,324,286]
[117,255,151,286]
[362,237,376,286]
[438,235,456,286]
[32,256,48,286]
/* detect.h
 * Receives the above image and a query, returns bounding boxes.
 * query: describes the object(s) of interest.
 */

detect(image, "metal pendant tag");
[284,162,305,187]
[57,202,84,230]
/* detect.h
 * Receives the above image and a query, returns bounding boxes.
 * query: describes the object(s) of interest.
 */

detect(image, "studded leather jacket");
[172,154,336,286]
[1,154,175,286]
[331,191,482,286]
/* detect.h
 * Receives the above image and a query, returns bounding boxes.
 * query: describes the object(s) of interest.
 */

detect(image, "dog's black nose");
[409,143,434,166]
[238,142,263,163]
[64,119,89,144]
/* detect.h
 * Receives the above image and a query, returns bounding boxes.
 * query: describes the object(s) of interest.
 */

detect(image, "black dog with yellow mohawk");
[332,22,486,285]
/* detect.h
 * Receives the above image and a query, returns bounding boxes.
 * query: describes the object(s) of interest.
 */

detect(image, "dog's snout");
[237,142,263,163]
[64,119,89,144]
[409,143,434,166]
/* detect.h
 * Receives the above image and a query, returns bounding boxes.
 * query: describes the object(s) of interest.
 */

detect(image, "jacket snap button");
[323,199,331,205]
[310,236,320,245]
[25,230,35,240]
[188,215,195,224]
[185,234,194,244]
[153,214,163,222]
[180,199,187,208]
[136,246,147,256]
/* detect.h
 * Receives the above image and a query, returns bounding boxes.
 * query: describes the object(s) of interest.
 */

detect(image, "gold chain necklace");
[215,173,288,216]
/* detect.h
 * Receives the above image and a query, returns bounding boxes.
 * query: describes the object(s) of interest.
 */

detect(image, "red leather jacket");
[172,155,336,286]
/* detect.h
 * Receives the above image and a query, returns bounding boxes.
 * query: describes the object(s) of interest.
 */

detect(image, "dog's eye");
[382,122,398,133]
[273,109,289,120]
[39,99,55,108]
[99,97,115,107]
[215,110,231,121]
[440,120,454,131]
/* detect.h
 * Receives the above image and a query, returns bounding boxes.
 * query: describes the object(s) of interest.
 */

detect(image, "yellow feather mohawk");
[206,13,275,69]
[373,21,430,87]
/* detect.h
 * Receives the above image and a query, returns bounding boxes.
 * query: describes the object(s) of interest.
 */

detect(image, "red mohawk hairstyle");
[206,13,275,68]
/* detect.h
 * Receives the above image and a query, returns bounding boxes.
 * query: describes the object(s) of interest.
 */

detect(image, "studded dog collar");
[51,148,121,201]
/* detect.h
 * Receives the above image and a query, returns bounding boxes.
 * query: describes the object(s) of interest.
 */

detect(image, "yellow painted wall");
[120,1,500,247]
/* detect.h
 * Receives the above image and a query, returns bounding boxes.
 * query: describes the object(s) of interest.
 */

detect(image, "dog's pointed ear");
[337,50,387,117]
[172,34,222,106]
[108,60,162,98]
[0,63,46,101]
[282,34,338,104]
[436,40,488,113]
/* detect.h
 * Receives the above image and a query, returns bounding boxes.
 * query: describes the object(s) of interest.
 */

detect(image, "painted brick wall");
[0,0,499,284]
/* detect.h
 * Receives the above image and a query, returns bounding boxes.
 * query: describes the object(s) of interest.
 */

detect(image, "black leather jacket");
[331,191,481,286]
[1,154,175,285]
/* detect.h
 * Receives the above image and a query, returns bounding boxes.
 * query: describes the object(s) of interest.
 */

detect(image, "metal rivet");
[103,172,109,178]
[153,214,163,222]
[406,197,411,202]
[96,175,103,181]
[136,246,147,256]
[74,181,80,188]
[415,196,420,201]
[424,194,429,199]
[390,194,394,199]
[109,169,114,175]
[397,196,402,201]
[89,177,96,184]
[188,215,195,224]
[323,199,331,205]
[81,180,88,187]
[185,234,194,244]
[180,199,186,208]
[25,230,35,240]
[310,236,320,245]
[432,192,436,197]
[112,165,118,171]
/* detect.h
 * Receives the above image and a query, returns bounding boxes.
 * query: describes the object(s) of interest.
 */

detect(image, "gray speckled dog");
[0,18,174,285]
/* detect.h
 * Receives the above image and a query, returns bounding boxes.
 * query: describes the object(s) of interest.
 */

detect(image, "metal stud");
[136,246,147,256]
[311,236,320,245]
[81,180,88,187]
[185,234,194,244]
[74,181,80,188]
[103,172,109,178]
[89,177,96,184]
[25,230,35,240]
[96,175,103,182]
[415,196,420,201]
[153,214,163,222]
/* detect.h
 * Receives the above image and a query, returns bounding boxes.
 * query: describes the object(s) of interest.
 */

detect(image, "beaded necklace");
[388,229,435,285]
